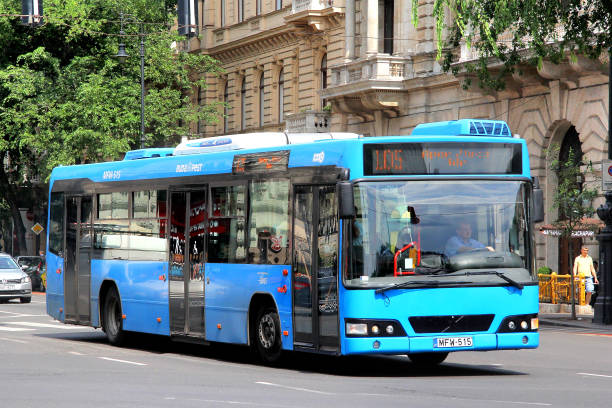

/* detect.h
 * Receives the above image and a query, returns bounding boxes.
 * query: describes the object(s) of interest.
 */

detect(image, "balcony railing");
[329,55,412,88]
[292,0,331,13]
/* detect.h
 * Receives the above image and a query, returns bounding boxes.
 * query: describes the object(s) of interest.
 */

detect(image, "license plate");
[434,336,473,348]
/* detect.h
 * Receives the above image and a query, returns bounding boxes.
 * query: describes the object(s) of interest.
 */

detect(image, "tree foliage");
[0,0,223,254]
[422,0,611,90]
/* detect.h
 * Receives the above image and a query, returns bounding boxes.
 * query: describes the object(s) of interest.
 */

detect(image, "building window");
[256,0,261,15]
[238,0,243,22]
[278,69,284,123]
[383,0,394,54]
[241,78,246,130]
[223,82,228,133]
[320,54,327,108]
[276,0,282,11]
[259,72,265,127]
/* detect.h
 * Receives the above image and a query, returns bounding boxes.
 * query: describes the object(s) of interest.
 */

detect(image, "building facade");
[182,0,610,272]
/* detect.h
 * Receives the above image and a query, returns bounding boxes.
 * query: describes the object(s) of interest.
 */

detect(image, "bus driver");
[445,222,494,257]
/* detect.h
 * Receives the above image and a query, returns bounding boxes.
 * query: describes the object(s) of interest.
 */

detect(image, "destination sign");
[233,150,289,174]
[364,142,522,175]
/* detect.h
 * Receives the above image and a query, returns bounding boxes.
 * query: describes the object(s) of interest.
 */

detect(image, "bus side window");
[247,179,290,265]
[208,185,246,263]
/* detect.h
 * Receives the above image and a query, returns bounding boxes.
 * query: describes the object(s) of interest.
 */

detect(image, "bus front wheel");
[103,288,126,346]
[254,307,282,364]
[407,352,448,366]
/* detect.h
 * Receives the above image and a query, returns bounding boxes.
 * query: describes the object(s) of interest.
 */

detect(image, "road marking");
[255,381,334,395]
[577,372,612,378]
[0,314,48,319]
[0,326,35,332]
[0,337,28,343]
[99,357,147,366]
[69,351,85,356]
[186,398,287,407]
[4,322,88,330]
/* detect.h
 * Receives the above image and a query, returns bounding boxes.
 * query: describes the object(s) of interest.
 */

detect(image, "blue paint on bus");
[47,120,539,361]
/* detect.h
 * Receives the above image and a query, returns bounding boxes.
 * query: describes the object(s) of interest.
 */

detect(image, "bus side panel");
[339,285,539,355]
[205,263,293,349]
[46,252,65,322]
[91,260,170,335]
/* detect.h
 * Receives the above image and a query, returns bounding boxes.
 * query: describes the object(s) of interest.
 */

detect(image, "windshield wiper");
[457,271,524,289]
[375,280,472,294]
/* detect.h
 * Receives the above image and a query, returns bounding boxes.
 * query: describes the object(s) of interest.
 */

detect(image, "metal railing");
[538,274,586,305]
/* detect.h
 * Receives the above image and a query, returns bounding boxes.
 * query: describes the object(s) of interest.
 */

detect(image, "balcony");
[286,0,343,32]
[285,111,330,133]
[321,55,413,119]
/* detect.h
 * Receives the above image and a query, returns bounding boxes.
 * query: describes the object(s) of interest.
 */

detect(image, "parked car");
[0,254,32,303]
[15,256,45,292]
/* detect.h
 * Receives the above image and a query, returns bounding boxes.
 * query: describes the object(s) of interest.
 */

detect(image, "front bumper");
[0,284,32,300]
[342,332,539,355]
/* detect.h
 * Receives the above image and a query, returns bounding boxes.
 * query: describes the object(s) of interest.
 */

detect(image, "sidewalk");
[539,303,612,330]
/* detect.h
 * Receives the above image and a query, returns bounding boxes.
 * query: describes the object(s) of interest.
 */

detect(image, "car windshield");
[346,180,534,288]
[0,257,19,269]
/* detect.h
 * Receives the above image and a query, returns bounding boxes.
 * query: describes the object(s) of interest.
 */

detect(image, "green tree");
[0,0,223,255]
[420,0,611,90]
[547,145,598,319]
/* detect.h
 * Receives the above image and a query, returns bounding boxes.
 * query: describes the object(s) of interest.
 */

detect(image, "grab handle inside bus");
[338,182,355,219]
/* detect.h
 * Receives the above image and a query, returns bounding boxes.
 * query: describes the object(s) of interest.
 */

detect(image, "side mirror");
[532,177,544,223]
[338,182,355,219]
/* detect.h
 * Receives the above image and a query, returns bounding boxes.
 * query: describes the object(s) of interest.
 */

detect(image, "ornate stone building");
[182,0,610,272]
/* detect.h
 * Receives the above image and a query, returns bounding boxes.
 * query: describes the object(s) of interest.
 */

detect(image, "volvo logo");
[1,279,6,284]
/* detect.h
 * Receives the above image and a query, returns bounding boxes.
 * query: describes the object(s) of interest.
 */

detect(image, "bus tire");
[407,352,448,366]
[20,297,31,303]
[254,306,282,364]
[103,288,126,346]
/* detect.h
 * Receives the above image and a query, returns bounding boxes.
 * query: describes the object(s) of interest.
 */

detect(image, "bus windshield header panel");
[364,142,522,175]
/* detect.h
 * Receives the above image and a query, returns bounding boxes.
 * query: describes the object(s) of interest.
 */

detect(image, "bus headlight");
[497,314,538,333]
[346,323,368,336]
[345,319,406,337]
[21,276,31,284]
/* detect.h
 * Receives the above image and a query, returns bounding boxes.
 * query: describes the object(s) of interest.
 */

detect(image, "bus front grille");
[409,314,495,333]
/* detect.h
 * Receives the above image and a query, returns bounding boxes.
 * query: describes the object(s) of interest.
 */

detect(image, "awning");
[539,218,603,237]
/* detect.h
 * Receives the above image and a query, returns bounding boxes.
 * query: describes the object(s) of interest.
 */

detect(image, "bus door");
[169,188,207,337]
[292,185,339,352]
[64,195,92,324]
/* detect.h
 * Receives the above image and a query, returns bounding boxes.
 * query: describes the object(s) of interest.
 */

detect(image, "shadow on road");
[36,330,526,377]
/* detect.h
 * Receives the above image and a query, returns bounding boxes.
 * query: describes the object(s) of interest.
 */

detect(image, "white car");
[0,254,32,303]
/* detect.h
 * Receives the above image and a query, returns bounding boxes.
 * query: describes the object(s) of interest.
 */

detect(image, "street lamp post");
[115,13,146,149]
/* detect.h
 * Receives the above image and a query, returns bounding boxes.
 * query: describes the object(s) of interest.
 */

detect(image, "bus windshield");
[347,180,533,288]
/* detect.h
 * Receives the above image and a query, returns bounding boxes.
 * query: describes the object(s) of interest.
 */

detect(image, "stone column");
[345,0,355,60]
[366,0,379,55]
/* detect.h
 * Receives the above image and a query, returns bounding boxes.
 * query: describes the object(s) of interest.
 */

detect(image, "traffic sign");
[31,223,44,235]
[603,160,612,191]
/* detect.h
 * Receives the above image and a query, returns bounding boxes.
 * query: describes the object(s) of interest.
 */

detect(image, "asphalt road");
[2,293,612,408]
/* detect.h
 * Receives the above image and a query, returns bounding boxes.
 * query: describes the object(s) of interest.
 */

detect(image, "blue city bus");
[46,119,543,365]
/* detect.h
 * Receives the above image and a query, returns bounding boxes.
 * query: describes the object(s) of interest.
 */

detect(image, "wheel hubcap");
[258,314,275,349]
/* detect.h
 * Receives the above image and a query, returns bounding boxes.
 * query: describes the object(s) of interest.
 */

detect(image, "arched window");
[278,69,284,123]
[256,0,261,15]
[223,82,228,133]
[238,0,244,22]
[320,54,327,108]
[240,78,246,130]
[259,73,265,127]
[276,0,282,11]
[220,0,226,27]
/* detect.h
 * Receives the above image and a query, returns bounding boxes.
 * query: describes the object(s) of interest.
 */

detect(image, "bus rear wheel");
[407,352,448,366]
[103,288,126,346]
[253,307,282,364]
